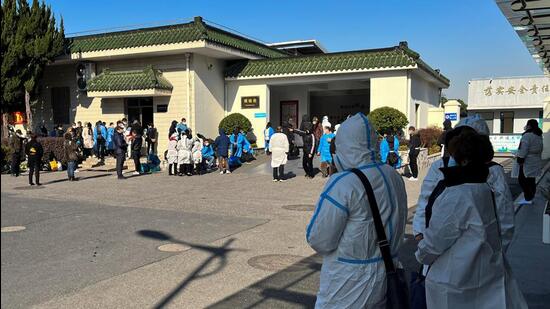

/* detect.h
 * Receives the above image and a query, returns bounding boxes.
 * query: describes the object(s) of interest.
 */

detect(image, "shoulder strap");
[442,156,450,168]
[425,180,447,228]
[350,168,396,274]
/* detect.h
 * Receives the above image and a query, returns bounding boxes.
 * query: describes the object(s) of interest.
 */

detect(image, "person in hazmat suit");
[306,113,408,308]
[413,115,515,251]
[415,130,527,309]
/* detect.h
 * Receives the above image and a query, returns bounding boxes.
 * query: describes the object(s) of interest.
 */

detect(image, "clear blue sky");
[45,0,541,102]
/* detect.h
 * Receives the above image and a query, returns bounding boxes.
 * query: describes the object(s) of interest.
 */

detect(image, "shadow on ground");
[136,230,246,309]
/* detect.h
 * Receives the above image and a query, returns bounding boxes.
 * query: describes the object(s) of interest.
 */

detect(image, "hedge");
[219,113,252,135]
[367,107,408,135]
[417,126,443,148]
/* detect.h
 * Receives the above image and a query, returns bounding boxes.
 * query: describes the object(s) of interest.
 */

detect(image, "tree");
[1,0,65,135]
[367,107,408,135]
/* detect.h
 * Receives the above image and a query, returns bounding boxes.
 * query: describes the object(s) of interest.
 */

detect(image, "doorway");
[126,97,153,125]
[280,100,298,128]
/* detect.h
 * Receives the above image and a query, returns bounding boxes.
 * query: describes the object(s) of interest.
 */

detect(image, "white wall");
[225,81,270,147]
[193,54,226,139]
[411,73,441,129]
[269,85,309,128]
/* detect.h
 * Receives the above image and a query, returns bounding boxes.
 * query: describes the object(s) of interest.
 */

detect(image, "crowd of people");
[306,114,544,309]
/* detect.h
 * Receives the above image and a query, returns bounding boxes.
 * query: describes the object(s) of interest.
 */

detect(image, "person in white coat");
[516,119,543,205]
[192,135,203,175]
[167,133,179,176]
[306,113,408,309]
[177,130,193,176]
[413,115,515,251]
[416,130,527,309]
[269,126,289,182]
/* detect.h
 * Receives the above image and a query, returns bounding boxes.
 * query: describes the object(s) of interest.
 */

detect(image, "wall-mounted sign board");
[241,96,259,109]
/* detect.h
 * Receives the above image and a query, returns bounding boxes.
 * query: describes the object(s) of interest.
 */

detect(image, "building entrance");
[126,97,153,126]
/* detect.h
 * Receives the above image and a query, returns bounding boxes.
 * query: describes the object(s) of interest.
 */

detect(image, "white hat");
[455,115,490,136]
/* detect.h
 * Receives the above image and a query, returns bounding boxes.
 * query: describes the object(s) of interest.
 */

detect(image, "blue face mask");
[448,156,457,167]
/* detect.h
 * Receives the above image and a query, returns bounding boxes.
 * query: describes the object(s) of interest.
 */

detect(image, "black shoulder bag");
[350,168,410,309]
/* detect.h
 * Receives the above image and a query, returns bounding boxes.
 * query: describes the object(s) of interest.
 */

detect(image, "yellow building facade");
[34,16,449,154]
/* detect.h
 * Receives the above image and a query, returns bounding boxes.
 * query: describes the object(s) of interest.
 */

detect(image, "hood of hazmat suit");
[415,164,527,309]
[306,113,408,309]
[413,116,515,251]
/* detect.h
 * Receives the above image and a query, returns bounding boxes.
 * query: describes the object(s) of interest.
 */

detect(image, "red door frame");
[280,100,299,128]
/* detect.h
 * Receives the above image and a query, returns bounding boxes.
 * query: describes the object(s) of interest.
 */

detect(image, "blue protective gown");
[318,133,335,163]
[106,127,115,150]
[264,127,274,149]
[380,136,401,168]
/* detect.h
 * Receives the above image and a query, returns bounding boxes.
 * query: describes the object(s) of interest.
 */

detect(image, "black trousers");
[273,165,285,180]
[302,153,314,177]
[116,153,125,178]
[147,141,156,155]
[11,153,21,176]
[132,151,141,173]
[409,149,419,178]
[518,165,537,201]
[28,158,40,184]
[96,139,105,160]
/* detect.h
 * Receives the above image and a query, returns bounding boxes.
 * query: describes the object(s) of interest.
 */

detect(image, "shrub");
[37,137,66,163]
[219,113,252,135]
[368,107,408,135]
[418,126,443,148]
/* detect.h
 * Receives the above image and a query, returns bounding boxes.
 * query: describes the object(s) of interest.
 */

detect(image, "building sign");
[156,104,168,113]
[254,112,267,118]
[489,134,521,153]
[444,112,457,121]
[241,96,260,109]
[12,111,26,124]
[468,76,550,109]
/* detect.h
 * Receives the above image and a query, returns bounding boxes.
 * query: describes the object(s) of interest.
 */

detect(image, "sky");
[44,0,541,103]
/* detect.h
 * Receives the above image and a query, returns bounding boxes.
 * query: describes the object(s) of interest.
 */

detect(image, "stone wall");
[397,148,441,175]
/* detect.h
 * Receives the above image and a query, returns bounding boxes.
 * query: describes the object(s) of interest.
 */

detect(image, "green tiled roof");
[87,67,173,92]
[225,42,450,85]
[66,17,287,59]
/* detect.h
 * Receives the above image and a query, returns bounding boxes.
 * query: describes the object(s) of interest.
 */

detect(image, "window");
[51,87,71,124]
[499,111,514,134]
[478,112,494,134]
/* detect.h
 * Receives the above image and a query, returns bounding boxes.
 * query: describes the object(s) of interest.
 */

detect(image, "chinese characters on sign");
[483,84,548,96]
[241,96,260,109]
[489,134,521,153]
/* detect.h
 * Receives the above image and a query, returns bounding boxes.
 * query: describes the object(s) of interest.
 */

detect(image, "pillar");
[443,100,461,127]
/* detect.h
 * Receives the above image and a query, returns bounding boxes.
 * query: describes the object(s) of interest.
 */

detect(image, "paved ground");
[1,154,548,308]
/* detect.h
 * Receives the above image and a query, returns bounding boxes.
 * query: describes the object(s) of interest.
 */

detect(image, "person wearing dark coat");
[25,133,44,185]
[437,119,453,158]
[293,120,317,178]
[130,128,143,175]
[9,128,25,177]
[408,126,421,180]
[64,131,80,181]
[113,123,128,179]
[214,128,230,174]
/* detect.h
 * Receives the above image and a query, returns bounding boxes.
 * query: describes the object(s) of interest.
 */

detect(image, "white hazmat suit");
[413,116,515,250]
[415,164,527,309]
[306,113,408,309]
[269,132,289,168]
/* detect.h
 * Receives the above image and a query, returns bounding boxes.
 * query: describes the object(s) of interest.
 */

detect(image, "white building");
[468,76,547,134]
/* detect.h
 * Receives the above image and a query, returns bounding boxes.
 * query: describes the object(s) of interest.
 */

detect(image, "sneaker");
[132,171,140,175]
[29,183,35,186]
[225,170,231,174]
[118,176,126,180]
[278,179,286,182]
[408,177,418,181]
[273,179,278,182]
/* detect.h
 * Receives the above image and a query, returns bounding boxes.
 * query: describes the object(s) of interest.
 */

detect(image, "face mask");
[448,156,457,167]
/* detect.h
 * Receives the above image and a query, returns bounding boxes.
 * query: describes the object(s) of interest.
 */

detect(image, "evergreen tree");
[1,0,65,134]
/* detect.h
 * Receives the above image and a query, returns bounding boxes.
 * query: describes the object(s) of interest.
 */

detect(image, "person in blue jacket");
[106,122,115,156]
[264,122,275,155]
[93,121,108,162]
[317,126,335,177]
[380,132,401,168]
[201,139,215,171]
[229,127,246,166]
[176,118,188,133]
[214,128,231,174]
